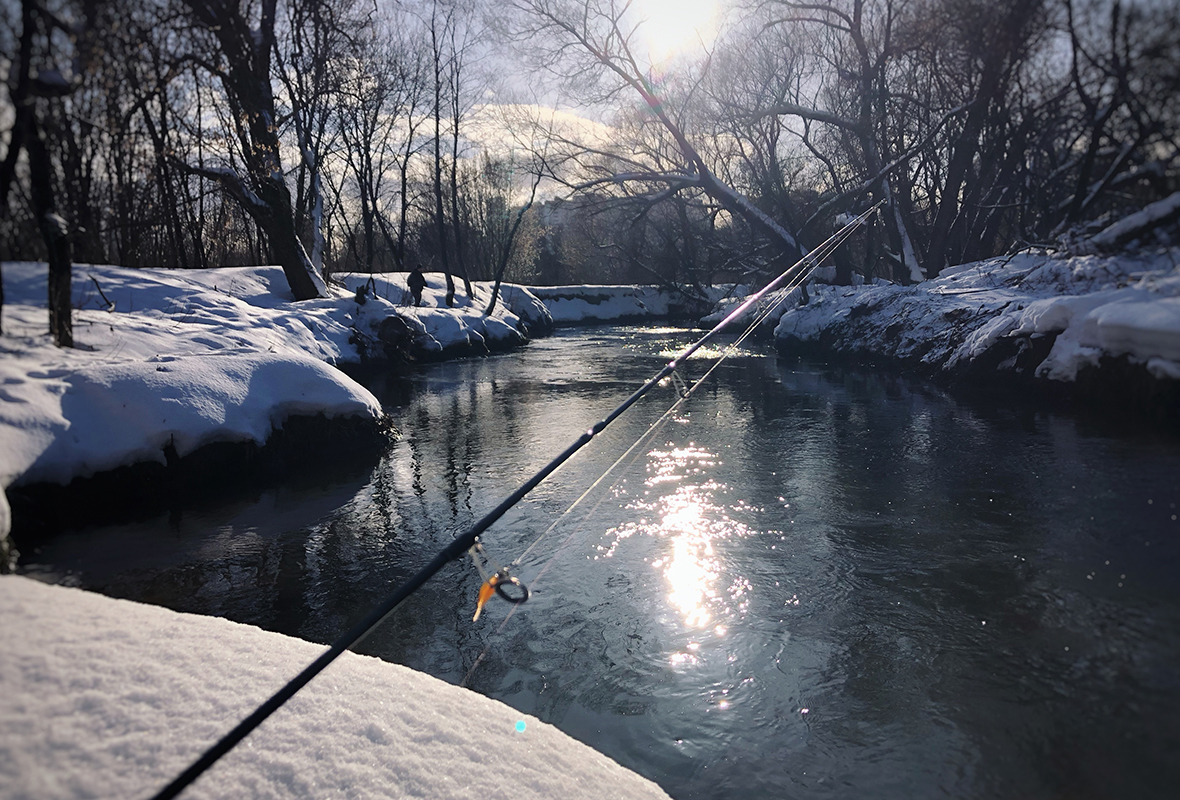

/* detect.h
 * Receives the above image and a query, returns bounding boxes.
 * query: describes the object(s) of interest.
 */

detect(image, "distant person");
[407,265,426,307]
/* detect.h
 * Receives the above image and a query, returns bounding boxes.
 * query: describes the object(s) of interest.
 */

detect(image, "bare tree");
[746,0,943,282]
[917,0,1047,272]
[1051,0,1180,235]
[509,0,809,285]
[429,0,458,305]
[174,0,326,300]
[476,152,546,314]
[446,6,479,299]
[0,0,103,345]
[334,27,431,274]
[277,0,347,274]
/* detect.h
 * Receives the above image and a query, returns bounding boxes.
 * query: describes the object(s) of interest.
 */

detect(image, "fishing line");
[460,363,711,686]
[461,372,700,686]
[147,201,882,800]
[459,203,880,685]
[500,227,824,580]
[518,199,879,567]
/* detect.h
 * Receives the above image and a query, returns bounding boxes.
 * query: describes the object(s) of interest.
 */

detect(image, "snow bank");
[0,263,551,542]
[19,353,380,486]
[0,575,670,800]
[0,264,380,492]
[335,272,552,355]
[772,249,1180,384]
[698,283,813,331]
[528,285,719,325]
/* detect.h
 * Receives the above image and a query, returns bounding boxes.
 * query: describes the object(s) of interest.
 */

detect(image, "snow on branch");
[1089,191,1180,251]
[169,158,269,214]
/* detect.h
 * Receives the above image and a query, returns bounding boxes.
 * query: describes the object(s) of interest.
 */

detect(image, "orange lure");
[472,575,501,621]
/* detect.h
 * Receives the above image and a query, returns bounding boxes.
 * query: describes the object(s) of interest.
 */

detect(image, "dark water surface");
[19,326,1180,799]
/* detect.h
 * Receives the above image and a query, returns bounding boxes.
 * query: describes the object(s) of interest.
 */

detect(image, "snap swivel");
[468,543,529,621]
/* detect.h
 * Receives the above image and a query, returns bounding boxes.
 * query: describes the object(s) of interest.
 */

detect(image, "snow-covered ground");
[770,248,1180,383]
[0,575,670,800]
[0,264,551,545]
[528,284,731,325]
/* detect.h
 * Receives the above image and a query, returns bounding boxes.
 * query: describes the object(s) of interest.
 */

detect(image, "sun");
[632,0,720,66]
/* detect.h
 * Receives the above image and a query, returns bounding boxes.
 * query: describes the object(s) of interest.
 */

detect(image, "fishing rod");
[147,199,883,800]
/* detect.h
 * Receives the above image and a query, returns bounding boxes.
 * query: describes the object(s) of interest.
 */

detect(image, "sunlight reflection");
[665,521,718,627]
[602,443,757,640]
[657,345,735,361]
[636,327,692,336]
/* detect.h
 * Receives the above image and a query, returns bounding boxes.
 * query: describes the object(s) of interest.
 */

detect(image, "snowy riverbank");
[770,247,1180,396]
[0,575,670,800]
[5,246,1179,548]
[529,284,731,325]
[0,263,554,549]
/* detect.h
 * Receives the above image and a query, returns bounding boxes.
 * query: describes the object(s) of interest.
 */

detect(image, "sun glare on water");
[633,0,720,65]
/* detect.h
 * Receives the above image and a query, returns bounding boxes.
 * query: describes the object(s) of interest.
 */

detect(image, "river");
[17,325,1180,799]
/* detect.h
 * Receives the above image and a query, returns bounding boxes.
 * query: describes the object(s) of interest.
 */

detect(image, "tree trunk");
[485,171,542,316]
[430,3,456,306]
[0,0,37,336]
[257,179,326,302]
[926,102,988,275]
[434,144,456,305]
[28,116,73,347]
[449,88,473,297]
[924,6,1033,275]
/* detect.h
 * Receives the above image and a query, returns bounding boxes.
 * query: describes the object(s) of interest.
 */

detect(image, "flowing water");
[18,326,1180,799]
